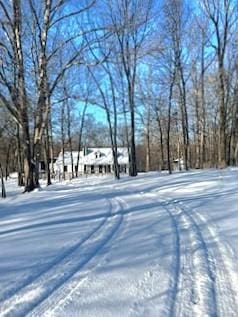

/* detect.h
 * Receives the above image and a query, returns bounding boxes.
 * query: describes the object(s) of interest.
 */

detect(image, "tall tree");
[201,0,236,167]
[105,0,154,176]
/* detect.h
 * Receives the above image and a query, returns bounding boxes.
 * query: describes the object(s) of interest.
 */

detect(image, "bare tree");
[0,0,96,191]
[105,0,154,176]
[0,0,36,191]
[88,63,121,179]
[201,0,236,167]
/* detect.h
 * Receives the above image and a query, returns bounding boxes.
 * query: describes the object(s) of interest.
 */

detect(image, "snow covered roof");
[56,148,129,166]
[56,150,84,165]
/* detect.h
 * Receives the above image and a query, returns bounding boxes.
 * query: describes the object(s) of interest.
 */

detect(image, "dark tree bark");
[76,102,88,177]
[16,124,24,187]
[60,100,66,181]
[0,161,6,198]
[167,75,175,174]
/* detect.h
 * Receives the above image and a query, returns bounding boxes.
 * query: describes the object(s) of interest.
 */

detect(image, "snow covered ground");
[1,169,238,316]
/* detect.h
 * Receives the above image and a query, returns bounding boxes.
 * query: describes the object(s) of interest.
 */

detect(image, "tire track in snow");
[145,194,216,316]
[142,193,181,317]
[113,185,219,316]
[168,201,217,316]
[29,197,126,317]
[0,208,110,304]
[177,202,238,316]
[159,202,181,317]
[0,198,124,317]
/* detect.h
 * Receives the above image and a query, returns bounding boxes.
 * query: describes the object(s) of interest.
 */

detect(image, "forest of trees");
[0,0,237,195]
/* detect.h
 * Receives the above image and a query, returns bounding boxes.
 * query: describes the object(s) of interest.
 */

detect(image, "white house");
[173,158,185,171]
[55,147,129,178]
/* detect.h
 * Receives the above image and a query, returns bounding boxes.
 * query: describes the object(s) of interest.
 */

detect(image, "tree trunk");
[5,143,11,180]
[61,101,66,180]
[195,88,201,169]
[167,79,174,174]
[179,66,189,171]
[200,39,206,168]
[0,162,6,198]
[218,60,227,168]
[76,102,87,177]
[156,113,165,170]
[66,97,74,179]
[21,111,35,192]
[43,123,52,186]
[14,0,36,192]
[145,106,151,172]
[16,124,24,186]
[49,112,55,177]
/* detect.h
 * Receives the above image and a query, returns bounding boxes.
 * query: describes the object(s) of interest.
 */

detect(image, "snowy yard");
[1,169,238,316]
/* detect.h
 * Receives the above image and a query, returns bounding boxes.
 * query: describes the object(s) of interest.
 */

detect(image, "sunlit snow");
[0,169,238,316]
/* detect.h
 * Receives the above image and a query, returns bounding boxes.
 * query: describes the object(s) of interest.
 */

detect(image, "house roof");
[56,147,129,166]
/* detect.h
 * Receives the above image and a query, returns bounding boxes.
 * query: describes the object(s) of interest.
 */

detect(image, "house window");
[91,165,95,173]
[108,165,111,173]
[95,151,101,159]
[64,166,68,172]
[99,165,102,173]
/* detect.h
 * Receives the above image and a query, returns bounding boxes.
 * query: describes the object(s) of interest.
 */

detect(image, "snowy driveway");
[0,169,238,316]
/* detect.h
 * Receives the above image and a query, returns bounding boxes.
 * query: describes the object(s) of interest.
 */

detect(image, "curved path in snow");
[1,172,238,317]
[171,200,238,317]
[166,200,216,316]
[139,191,238,317]
[0,198,124,317]
[27,197,125,317]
